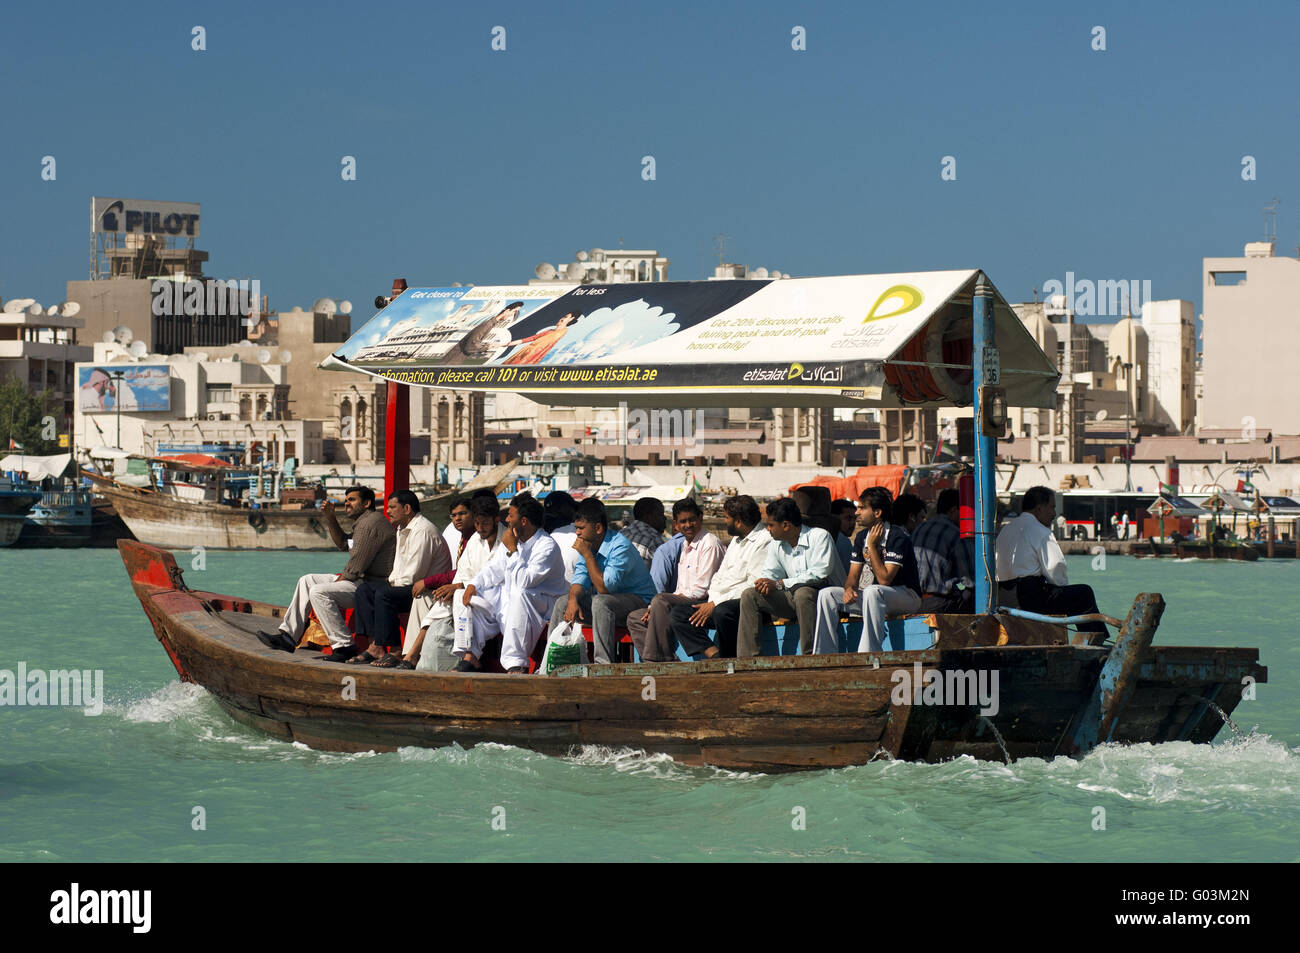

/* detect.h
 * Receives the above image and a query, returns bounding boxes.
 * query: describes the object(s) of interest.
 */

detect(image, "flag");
[693,477,704,492]
[1159,481,1176,495]
[8,438,22,451]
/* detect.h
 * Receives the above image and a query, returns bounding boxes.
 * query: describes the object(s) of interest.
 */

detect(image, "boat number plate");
[982,346,1000,384]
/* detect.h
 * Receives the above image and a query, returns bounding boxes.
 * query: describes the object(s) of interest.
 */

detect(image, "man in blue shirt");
[650,530,685,593]
[549,498,657,664]
[736,497,845,656]
[812,486,922,654]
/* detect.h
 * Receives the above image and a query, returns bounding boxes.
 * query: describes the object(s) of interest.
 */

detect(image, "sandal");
[346,651,383,665]
[394,659,416,670]
[371,653,403,668]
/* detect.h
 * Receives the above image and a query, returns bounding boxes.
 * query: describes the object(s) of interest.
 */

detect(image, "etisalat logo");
[891,662,1000,716]
[742,363,844,383]
[0,664,104,715]
[863,284,924,324]
[49,884,151,933]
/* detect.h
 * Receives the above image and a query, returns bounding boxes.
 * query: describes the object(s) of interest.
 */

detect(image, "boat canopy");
[323,271,1059,409]
[0,452,72,480]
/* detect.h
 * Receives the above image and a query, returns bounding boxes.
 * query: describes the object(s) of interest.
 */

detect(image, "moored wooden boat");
[119,540,1266,771]
[1134,539,1261,561]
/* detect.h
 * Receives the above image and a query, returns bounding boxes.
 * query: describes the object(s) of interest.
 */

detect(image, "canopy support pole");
[973,275,997,614]
[383,381,410,515]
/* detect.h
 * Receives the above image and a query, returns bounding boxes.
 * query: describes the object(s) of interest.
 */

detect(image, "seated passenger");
[650,529,685,593]
[893,492,927,534]
[996,485,1106,637]
[551,498,657,664]
[736,497,845,656]
[441,499,473,571]
[830,499,857,572]
[620,497,666,569]
[350,489,449,664]
[627,498,726,661]
[912,488,974,613]
[258,486,396,660]
[542,491,580,583]
[456,493,567,673]
[668,494,771,658]
[399,495,502,670]
[812,486,922,654]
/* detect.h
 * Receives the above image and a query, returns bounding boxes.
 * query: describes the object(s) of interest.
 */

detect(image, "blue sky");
[1,0,1296,333]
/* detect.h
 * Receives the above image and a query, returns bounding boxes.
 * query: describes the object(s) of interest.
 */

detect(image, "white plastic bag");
[452,599,475,654]
[538,620,587,675]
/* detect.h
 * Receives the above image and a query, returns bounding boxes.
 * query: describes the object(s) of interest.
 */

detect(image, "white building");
[1139,299,1196,435]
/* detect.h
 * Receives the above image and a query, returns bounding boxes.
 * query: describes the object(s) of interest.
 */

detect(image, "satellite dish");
[238,339,252,347]
[1095,409,1109,422]
[193,352,210,363]
[279,350,292,364]
[1,301,20,314]
[576,251,589,261]
[112,325,134,345]
[102,331,117,343]
[61,301,81,317]
[564,262,584,280]
[535,263,557,280]
[751,267,769,279]
[27,303,43,316]
[47,305,59,316]
[313,297,338,314]
[771,271,783,279]
[257,348,271,364]
[338,300,352,314]
[129,340,148,358]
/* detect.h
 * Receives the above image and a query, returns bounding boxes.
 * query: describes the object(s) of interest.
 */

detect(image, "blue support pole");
[973,275,997,614]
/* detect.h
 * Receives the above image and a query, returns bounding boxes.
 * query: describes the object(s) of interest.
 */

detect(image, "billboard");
[92,197,200,238]
[77,365,172,413]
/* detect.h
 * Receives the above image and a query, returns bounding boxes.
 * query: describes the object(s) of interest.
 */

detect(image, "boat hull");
[119,541,1267,771]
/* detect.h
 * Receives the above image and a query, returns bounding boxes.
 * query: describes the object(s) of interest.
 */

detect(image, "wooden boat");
[0,474,41,547]
[119,539,1266,770]
[88,457,519,551]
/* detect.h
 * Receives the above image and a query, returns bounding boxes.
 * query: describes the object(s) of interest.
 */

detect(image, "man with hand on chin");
[454,492,566,674]
[812,486,922,654]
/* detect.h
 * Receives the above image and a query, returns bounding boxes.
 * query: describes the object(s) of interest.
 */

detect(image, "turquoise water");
[1,549,1296,862]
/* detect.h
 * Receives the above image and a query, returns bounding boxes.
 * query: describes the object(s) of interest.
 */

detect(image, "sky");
[1,0,1296,334]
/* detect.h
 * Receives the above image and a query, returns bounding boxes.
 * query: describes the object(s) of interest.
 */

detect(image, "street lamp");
[106,370,128,450]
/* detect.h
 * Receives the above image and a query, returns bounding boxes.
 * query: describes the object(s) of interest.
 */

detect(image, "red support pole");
[384,381,410,515]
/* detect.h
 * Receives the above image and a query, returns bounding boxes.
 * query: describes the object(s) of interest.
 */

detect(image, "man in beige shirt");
[259,485,396,661]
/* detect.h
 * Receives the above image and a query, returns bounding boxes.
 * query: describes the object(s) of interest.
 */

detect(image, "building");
[1140,299,1196,435]
[0,301,92,432]
[1201,240,1300,433]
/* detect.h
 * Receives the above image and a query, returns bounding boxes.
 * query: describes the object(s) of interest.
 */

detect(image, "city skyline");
[1,0,1296,323]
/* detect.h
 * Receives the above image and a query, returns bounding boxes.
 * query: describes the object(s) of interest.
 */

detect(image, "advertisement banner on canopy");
[328,270,1059,408]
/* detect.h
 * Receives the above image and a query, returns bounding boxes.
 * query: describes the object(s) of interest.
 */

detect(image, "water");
[2,550,1297,862]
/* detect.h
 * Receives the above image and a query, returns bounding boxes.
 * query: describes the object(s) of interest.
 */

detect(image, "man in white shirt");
[736,497,846,656]
[442,499,472,571]
[996,485,1105,638]
[668,495,771,658]
[627,497,727,661]
[397,495,502,671]
[456,492,568,673]
[349,489,450,664]
[543,491,581,583]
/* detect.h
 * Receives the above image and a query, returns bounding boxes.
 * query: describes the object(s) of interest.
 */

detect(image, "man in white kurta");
[457,493,567,672]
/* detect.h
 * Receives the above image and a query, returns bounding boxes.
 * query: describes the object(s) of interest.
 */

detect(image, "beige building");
[1201,241,1300,433]
[0,303,92,430]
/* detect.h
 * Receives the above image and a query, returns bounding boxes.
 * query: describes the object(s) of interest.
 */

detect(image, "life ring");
[248,511,268,533]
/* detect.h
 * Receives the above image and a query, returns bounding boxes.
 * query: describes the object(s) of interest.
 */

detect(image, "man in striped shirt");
[911,489,975,612]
